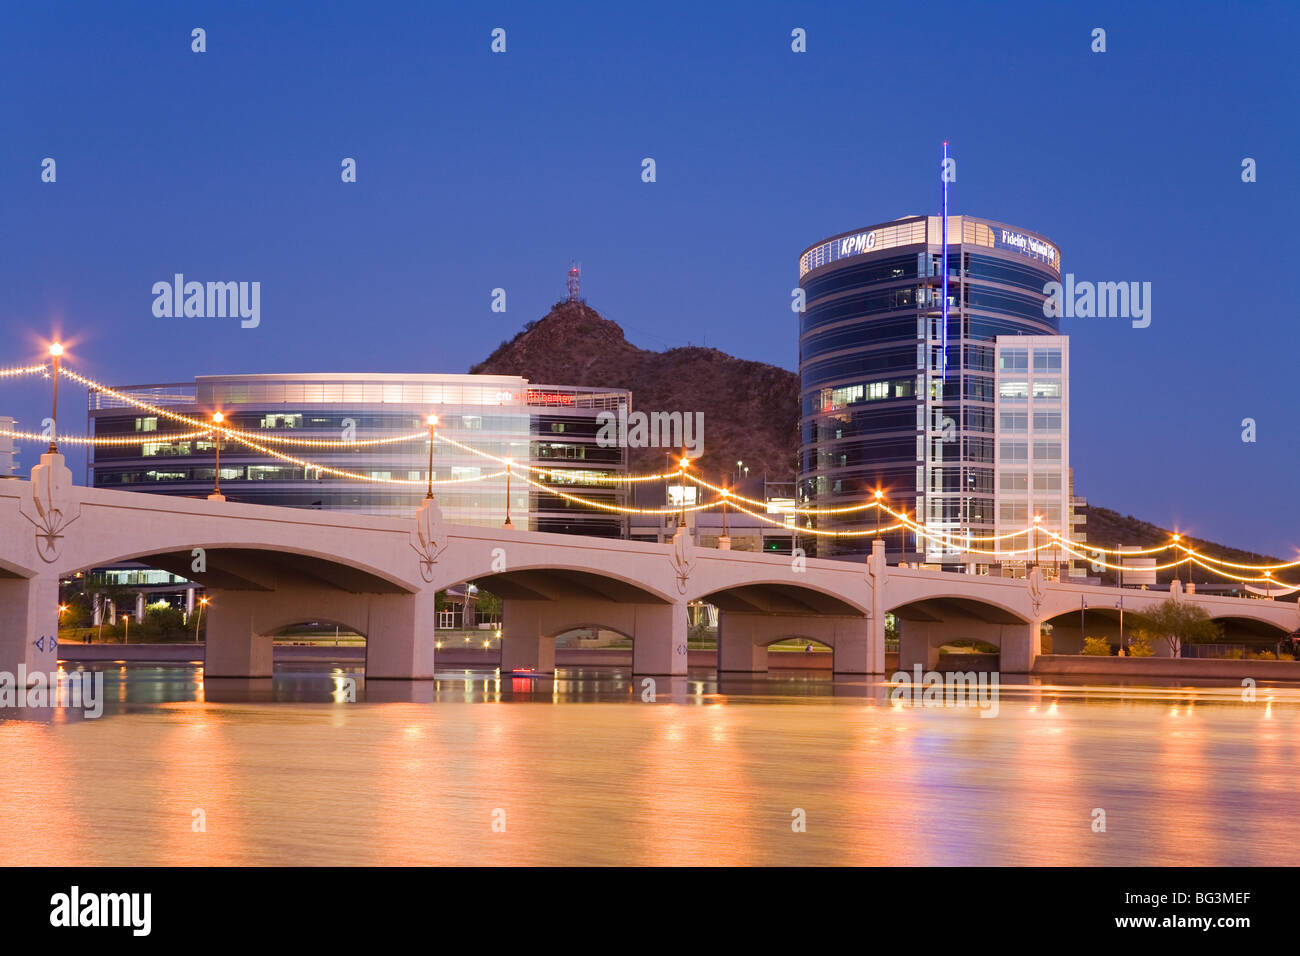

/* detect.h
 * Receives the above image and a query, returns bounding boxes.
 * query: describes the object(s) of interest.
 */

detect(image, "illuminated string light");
[227,431,509,486]
[0,364,50,379]
[0,426,210,446]
[7,361,1297,570]
[60,367,427,447]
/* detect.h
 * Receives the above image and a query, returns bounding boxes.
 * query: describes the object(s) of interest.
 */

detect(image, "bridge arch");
[60,542,421,596]
[446,562,677,608]
[887,593,1031,672]
[691,578,868,617]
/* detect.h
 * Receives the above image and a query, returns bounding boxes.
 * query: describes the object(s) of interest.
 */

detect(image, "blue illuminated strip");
[941,142,949,382]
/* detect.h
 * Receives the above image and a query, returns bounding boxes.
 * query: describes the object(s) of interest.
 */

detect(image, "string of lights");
[59,367,429,447]
[728,499,906,537]
[9,359,1298,572]
[0,364,50,379]
[0,426,211,446]
[222,431,510,486]
[434,432,683,483]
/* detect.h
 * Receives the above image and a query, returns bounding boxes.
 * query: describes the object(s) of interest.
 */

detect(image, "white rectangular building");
[993,335,1078,578]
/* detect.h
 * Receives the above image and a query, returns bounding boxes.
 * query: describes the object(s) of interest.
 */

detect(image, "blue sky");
[2,0,1297,556]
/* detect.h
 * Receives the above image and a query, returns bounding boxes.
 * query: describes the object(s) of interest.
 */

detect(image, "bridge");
[2,452,1296,679]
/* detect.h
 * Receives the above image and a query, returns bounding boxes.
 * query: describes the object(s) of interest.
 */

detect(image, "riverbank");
[56,642,835,670]
[57,643,1300,680]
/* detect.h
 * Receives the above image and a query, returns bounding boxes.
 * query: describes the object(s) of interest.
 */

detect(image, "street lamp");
[210,412,225,499]
[874,489,883,537]
[47,342,63,453]
[503,457,514,528]
[121,612,130,644]
[425,414,438,499]
[194,596,209,642]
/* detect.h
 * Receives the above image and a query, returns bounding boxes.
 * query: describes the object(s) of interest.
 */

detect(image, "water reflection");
[2,662,1298,865]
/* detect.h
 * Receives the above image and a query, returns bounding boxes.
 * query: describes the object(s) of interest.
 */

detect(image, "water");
[2,663,1298,865]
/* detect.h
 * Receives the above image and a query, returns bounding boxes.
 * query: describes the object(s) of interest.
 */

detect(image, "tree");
[1131,599,1222,657]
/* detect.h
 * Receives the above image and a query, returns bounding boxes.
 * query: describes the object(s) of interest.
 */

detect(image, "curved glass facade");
[89,373,630,537]
[797,215,1060,560]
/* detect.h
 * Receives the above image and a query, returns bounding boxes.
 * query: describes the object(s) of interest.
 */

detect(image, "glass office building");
[797,215,1061,562]
[88,373,630,536]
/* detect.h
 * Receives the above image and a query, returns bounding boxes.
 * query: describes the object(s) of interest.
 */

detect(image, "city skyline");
[2,0,1297,557]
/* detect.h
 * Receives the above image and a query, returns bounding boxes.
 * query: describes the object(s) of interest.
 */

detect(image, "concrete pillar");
[831,616,872,675]
[0,574,59,677]
[185,587,195,617]
[366,589,437,679]
[867,538,887,674]
[717,611,767,673]
[203,591,273,678]
[92,592,102,627]
[1001,619,1043,673]
[134,591,145,623]
[630,601,689,676]
[500,601,555,673]
[898,621,939,672]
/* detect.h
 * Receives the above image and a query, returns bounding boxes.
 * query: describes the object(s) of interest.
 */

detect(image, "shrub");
[1128,635,1155,657]
[1219,648,1245,660]
[1082,637,1112,656]
[1250,650,1277,661]
[1278,652,1295,662]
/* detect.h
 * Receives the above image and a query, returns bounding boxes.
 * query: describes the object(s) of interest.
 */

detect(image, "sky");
[1,0,1297,556]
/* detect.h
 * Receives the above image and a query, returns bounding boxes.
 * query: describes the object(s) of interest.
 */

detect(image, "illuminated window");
[999,381,1029,401]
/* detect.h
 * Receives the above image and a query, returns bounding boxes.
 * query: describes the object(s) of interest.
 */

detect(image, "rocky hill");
[471,301,799,481]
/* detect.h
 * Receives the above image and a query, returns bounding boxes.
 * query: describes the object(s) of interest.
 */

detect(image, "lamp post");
[121,613,130,644]
[678,457,690,529]
[1032,514,1042,569]
[503,457,514,528]
[426,414,438,499]
[47,342,63,453]
[194,596,208,642]
[874,489,883,538]
[209,412,225,499]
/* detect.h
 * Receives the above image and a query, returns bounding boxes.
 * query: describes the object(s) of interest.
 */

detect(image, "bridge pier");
[203,587,436,679]
[500,597,688,676]
[204,591,274,678]
[717,611,880,675]
[0,574,59,679]
[1000,620,1043,673]
[897,622,941,672]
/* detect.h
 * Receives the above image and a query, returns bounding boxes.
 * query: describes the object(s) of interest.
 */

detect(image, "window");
[1033,471,1062,491]
[999,348,1028,371]
[1000,441,1028,462]
[1033,410,1062,432]
[1000,501,1028,523]
[1033,348,1062,372]
[1000,411,1028,432]
[1000,470,1028,491]
[1033,441,1062,462]
[999,381,1029,402]
[134,416,158,433]
[1032,380,1062,401]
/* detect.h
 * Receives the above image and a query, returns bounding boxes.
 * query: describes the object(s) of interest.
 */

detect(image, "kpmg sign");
[838,231,877,256]
[996,228,1058,267]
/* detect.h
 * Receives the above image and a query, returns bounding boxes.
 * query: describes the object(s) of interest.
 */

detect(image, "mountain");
[471,301,799,482]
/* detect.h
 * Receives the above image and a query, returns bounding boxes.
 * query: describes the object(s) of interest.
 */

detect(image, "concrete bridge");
[2,453,1295,679]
